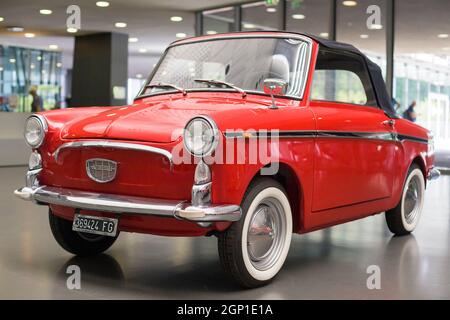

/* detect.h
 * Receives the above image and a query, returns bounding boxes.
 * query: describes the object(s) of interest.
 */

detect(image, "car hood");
[60,93,280,143]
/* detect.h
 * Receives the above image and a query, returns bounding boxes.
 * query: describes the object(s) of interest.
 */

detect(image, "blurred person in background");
[403,100,417,122]
[29,86,43,113]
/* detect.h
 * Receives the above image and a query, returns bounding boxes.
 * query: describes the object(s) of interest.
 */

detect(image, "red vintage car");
[15,31,440,288]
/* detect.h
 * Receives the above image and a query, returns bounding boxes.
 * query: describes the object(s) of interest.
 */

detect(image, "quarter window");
[311,48,377,106]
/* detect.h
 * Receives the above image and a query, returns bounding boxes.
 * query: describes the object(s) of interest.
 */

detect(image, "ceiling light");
[30,64,35,69]
[170,16,183,22]
[0,67,3,71]
[115,22,127,28]
[319,32,329,38]
[360,34,369,39]
[138,48,147,53]
[136,74,143,79]
[266,7,277,13]
[7,26,24,32]
[369,24,383,30]
[25,33,35,38]
[96,1,110,7]
[342,0,357,6]
[206,30,218,35]
[39,9,52,15]
[176,33,187,38]
[9,58,16,63]
[292,14,305,20]
[129,37,138,42]
[56,62,62,68]
[37,56,42,61]
[67,27,78,33]
[243,23,255,29]
[0,17,4,22]
[49,44,58,50]
[437,33,449,39]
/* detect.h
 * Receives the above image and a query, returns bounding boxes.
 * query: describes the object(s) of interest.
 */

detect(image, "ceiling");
[0,0,246,77]
[0,0,449,78]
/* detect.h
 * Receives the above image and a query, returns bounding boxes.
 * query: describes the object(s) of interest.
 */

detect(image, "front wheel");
[49,210,119,256]
[218,178,292,288]
[385,164,425,236]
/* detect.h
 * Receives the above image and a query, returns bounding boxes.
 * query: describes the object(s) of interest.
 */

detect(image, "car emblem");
[86,158,117,183]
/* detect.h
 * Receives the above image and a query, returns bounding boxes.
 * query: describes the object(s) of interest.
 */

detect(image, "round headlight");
[24,115,47,148]
[183,116,219,156]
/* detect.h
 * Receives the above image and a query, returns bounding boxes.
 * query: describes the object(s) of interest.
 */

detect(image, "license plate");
[72,214,118,237]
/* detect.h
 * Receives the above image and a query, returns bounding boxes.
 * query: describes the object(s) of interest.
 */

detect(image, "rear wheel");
[49,210,118,256]
[218,178,292,288]
[385,164,425,236]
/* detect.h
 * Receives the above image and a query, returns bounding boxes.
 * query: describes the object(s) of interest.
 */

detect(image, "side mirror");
[263,78,288,109]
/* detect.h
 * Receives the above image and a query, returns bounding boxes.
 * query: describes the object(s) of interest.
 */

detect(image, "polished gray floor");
[1,166,449,299]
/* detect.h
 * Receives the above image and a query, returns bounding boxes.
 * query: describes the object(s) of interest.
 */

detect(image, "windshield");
[139,36,311,98]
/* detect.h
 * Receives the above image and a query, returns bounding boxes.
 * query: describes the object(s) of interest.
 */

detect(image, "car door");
[309,49,397,212]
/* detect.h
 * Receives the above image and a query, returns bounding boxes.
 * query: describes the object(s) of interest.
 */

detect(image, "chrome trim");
[28,151,42,170]
[183,115,220,157]
[13,185,241,223]
[26,168,42,189]
[85,158,118,183]
[175,203,241,222]
[427,168,440,181]
[191,182,212,207]
[24,115,48,148]
[53,140,173,168]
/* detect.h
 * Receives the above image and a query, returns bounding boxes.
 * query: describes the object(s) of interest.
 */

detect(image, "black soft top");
[305,33,397,118]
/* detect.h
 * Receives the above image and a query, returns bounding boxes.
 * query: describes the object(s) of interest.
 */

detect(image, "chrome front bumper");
[14,185,241,224]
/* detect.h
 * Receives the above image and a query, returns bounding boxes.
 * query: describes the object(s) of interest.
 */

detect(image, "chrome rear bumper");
[427,168,441,181]
[14,185,241,223]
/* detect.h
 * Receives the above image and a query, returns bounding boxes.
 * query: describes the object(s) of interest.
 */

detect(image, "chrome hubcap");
[404,175,422,225]
[247,198,286,271]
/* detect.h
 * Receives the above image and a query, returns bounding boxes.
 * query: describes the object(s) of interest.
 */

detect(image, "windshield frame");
[135,33,313,101]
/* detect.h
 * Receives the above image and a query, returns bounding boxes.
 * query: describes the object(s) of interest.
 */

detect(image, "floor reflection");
[1,166,450,299]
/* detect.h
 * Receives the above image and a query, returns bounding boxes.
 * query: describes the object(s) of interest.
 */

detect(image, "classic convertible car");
[15,31,439,288]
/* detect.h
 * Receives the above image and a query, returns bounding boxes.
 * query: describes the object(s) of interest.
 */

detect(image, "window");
[311,48,377,106]
[144,37,311,98]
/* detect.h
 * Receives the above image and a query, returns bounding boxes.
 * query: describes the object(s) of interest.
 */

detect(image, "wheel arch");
[247,162,303,233]
[411,155,427,183]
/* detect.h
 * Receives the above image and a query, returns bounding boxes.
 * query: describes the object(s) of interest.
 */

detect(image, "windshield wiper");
[194,79,246,98]
[145,82,187,96]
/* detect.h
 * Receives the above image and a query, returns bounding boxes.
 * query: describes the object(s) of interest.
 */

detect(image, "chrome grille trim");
[86,158,118,183]
[53,140,173,168]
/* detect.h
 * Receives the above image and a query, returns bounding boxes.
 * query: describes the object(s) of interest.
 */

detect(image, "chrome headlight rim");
[24,114,48,148]
[183,115,219,157]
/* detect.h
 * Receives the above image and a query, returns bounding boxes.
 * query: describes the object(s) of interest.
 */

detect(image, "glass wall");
[286,0,331,38]
[337,0,387,77]
[395,0,450,151]
[202,7,235,35]
[241,1,282,31]
[0,45,62,113]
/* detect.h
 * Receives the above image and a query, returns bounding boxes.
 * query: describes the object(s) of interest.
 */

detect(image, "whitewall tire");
[218,178,292,288]
[386,164,425,235]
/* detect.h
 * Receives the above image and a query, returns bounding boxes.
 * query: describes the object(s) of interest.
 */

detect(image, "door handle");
[382,119,395,127]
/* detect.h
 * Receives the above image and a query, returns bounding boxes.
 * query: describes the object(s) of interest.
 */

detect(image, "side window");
[310,48,377,107]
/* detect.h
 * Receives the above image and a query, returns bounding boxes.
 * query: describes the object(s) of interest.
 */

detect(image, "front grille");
[86,158,118,183]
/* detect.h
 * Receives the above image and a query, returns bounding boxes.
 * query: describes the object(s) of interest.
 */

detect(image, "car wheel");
[49,210,118,256]
[218,178,293,288]
[385,164,425,236]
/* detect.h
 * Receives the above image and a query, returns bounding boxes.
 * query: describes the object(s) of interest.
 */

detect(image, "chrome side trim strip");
[53,140,173,167]
[224,130,428,144]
